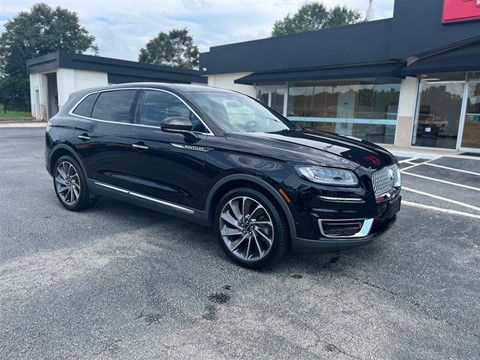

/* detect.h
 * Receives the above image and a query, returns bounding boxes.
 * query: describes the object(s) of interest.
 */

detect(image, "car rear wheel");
[215,187,290,269]
[53,155,96,211]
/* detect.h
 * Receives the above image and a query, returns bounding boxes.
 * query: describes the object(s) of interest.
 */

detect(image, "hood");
[225,130,396,171]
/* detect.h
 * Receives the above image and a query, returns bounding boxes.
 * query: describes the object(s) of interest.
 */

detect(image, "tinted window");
[140,90,206,132]
[72,93,96,117]
[91,90,137,123]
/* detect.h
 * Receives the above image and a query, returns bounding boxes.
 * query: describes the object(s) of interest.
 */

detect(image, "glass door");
[412,79,465,149]
[256,87,286,115]
[459,81,480,151]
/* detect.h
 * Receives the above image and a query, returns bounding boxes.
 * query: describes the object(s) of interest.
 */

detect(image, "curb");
[0,121,46,128]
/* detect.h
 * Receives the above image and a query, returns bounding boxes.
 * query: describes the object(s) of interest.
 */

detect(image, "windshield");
[189,91,296,133]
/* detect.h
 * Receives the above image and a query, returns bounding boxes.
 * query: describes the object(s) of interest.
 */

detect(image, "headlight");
[293,166,358,186]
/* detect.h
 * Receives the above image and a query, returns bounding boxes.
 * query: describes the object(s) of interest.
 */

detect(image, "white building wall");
[57,69,108,109]
[207,73,255,97]
[30,69,108,120]
[29,72,49,120]
[395,76,419,147]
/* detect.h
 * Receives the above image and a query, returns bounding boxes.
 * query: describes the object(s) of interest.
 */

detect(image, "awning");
[401,54,480,76]
[234,62,406,85]
[401,41,480,76]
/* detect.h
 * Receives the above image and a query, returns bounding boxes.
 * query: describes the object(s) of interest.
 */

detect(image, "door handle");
[78,134,91,141]
[132,143,149,150]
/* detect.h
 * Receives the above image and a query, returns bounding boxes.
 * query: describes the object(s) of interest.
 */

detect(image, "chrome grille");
[372,165,399,196]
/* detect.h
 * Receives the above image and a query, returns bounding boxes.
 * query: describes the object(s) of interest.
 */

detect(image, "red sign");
[443,0,480,23]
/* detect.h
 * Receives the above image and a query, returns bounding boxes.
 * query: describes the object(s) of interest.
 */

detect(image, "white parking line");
[400,158,434,172]
[401,172,480,191]
[403,201,480,220]
[399,158,418,163]
[402,187,480,212]
[422,162,480,176]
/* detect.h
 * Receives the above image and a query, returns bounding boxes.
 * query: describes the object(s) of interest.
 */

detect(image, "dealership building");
[28,0,480,153]
[201,0,480,153]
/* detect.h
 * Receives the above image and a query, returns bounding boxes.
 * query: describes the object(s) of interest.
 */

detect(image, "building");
[26,52,206,121]
[200,0,480,153]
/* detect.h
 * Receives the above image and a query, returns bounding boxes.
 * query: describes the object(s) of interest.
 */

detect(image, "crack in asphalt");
[350,275,480,340]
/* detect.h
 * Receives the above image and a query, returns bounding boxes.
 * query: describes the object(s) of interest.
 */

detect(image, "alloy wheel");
[55,161,81,205]
[219,196,274,262]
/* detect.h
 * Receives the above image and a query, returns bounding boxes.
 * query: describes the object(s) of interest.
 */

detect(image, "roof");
[200,0,480,77]
[26,52,207,84]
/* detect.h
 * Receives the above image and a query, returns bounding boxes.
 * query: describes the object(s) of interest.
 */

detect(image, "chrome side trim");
[94,181,194,214]
[129,192,194,214]
[94,182,129,194]
[132,143,149,150]
[171,143,213,152]
[318,196,364,203]
[318,218,374,239]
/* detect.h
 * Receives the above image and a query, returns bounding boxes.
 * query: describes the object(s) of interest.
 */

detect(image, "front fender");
[204,174,297,240]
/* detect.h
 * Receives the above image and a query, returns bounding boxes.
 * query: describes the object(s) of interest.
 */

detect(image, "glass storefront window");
[287,80,401,144]
[412,73,466,149]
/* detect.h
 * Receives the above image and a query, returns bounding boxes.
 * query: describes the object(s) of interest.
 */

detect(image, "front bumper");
[292,213,398,253]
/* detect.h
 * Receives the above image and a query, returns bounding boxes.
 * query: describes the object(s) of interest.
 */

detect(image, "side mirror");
[160,116,199,142]
[160,117,193,132]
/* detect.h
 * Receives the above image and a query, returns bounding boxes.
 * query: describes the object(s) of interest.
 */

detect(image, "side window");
[72,93,96,117]
[91,90,137,123]
[140,90,207,132]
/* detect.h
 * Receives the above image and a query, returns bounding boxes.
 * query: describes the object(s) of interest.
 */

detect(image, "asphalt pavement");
[1,127,479,359]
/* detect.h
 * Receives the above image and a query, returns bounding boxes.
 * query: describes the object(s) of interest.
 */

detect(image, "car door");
[73,88,139,190]
[128,89,210,211]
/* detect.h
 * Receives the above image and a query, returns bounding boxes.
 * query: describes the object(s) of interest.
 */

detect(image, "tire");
[214,187,290,269]
[53,155,96,211]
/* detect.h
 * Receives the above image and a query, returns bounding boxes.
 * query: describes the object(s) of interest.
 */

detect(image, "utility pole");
[365,0,374,22]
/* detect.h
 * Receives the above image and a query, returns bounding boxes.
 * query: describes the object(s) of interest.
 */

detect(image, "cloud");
[0,0,395,61]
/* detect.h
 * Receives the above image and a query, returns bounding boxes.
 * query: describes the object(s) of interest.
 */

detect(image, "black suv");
[46,83,401,268]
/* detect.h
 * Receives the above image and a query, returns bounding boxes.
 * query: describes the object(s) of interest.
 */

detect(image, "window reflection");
[287,80,401,144]
[413,77,465,149]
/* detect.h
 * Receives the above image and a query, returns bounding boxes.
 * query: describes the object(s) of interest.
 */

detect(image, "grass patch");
[0,106,32,120]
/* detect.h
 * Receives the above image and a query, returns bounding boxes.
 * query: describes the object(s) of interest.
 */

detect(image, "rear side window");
[91,90,137,123]
[72,93,96,117]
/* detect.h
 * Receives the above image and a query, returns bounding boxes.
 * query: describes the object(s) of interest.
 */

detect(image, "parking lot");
[1,126,479,359]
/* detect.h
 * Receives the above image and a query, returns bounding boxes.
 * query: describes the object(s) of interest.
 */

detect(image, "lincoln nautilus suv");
[45,83,401,268]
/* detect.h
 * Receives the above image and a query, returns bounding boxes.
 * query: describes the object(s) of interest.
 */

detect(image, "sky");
[0,0,395,62]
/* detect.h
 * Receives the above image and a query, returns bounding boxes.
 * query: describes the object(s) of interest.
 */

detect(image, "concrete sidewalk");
[381,144,479,160]
[0,120,46,128]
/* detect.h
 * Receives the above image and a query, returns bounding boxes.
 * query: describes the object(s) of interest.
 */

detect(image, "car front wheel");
[215,187,290,269]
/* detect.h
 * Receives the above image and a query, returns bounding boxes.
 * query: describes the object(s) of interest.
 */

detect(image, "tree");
[139,29,199,70]
[271,2,361,37]
[0,3,98,111]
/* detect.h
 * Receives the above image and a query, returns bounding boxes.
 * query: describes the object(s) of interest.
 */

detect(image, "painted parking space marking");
[402,187,480,212]
[400,158,435,172]
[399,158,418,163]
[403,201,480,220]
[420,162,480,176]
[401,172,480,192]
